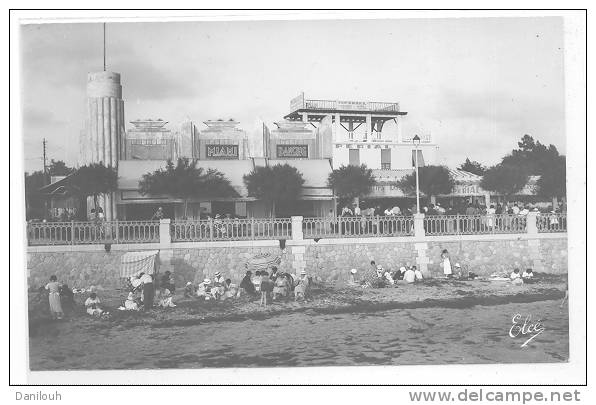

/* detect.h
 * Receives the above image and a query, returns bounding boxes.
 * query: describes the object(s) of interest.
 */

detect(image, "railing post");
[291,216,303,241]
[526,211,538,235]
[414,213,425,238]
[209,218,214,241]
[71,221,75,245]
[159,218,171,245]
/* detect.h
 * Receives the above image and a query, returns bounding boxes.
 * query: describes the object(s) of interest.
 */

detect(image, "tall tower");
[80,71,125,220]
[82,71,125,167]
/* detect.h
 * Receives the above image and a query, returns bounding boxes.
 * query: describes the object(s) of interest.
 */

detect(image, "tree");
[457,158,486,176]
[48,160,73,176]
[397,165,455,201]
[244,164,305,217]
[480,164,529,199]
[139,158,238,218]
[501,134,560,175]
[68,163,118,213]
[537,155,566,199]
[24,170,46,219]
[327,164,376,204]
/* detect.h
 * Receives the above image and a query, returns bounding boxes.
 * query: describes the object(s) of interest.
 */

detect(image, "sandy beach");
[28,275,568,370]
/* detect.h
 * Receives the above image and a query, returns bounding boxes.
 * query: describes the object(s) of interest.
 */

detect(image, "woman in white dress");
[441,249,453,278]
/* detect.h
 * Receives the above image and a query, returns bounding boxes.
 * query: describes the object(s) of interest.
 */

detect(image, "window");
[349,149,360,166]
[381,149,391,170]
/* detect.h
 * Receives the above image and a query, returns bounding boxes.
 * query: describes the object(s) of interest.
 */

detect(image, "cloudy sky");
[20,17,565,172]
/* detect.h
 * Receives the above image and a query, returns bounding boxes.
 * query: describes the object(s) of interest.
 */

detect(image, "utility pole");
[42,138,48,184]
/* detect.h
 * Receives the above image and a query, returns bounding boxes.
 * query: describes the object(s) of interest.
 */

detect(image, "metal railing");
[537,213,567,233]
[423,214,527,236]
[26,220,160,245]
[303,216,414,239]
[303,99,400,112]
[171,218,292,242]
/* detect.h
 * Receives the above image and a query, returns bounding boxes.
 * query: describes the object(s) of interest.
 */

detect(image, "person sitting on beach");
[161,271,175,293]
[158,289,176,308]
[414,266,424,281]
[383,269,395,285]
[393,266,406,281]
[196,278,212,300]
[84,292,104,316]
[272,272,290,300]
[184,282,195,298]
[124,292,139,311]
[239,271,256,296]
[510,268,523,285]
[522,268,534,283]
[260,271,274,306]
[212,272,226,299]
[294,270,309,301]
[223,279,238,299]
[403,267,416,284]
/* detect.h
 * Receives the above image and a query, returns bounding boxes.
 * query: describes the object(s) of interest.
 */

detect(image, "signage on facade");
[290,93,305,112]
[277,144,308,158]
[206,144,239,159]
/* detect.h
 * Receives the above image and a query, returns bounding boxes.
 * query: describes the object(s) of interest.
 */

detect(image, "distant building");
[284,92,439,170]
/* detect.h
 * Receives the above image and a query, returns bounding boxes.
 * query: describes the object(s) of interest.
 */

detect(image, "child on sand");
[441,249,453,278]
[260,271,274,306]
[84,292,104,316]
[510,268,523,285]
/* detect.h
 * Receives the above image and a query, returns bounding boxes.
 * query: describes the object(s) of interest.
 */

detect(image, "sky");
[20,17,565,172]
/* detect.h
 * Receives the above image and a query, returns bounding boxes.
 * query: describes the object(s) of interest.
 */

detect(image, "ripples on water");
[30,300,568,370]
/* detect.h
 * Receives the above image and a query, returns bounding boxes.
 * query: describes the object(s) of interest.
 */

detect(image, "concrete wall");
[26,233,567,291]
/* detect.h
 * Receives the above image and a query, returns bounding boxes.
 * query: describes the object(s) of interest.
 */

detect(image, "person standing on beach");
[441,249,453,278]
[239,270,256,296]
[140,272,155,309]
[45,275,64,320]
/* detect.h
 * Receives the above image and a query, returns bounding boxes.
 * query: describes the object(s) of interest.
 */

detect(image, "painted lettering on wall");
[277,144,308,158]
[206,144,239,159]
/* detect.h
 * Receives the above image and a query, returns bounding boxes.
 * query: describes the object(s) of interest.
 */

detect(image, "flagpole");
[103,22,106,71]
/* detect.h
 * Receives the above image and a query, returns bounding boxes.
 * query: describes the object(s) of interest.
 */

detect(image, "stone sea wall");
[26,235,567,289]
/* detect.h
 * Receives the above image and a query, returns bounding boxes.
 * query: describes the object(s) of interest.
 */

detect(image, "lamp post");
[413,134,421,214]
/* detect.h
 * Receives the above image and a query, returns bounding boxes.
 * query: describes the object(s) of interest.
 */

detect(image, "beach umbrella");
[247,252,281,271]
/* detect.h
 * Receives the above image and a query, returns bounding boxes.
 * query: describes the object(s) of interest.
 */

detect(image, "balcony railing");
[303,216,414,239]
[26,220,160,245]
[303,99,400,113]
[171,218,292,242]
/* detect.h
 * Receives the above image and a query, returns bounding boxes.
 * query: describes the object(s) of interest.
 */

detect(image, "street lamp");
[412,134,421,214]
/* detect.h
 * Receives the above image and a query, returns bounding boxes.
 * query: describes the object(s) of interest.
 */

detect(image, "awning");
[120,250,160,278]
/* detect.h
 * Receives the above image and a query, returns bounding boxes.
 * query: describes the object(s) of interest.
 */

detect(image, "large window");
[381,149,391,170]
[349,148,360,166]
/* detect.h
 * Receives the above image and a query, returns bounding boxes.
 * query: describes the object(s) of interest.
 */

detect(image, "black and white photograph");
[7,7,588,392]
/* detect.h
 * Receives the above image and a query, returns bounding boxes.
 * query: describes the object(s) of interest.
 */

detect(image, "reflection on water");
[30,300,568,370]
